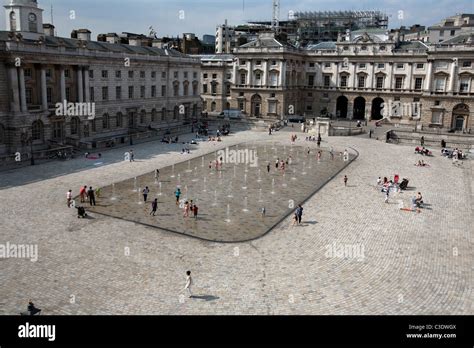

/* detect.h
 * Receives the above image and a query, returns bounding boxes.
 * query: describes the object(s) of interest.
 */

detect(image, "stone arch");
[452,103,469,131]
[336,95,348,118]
[353,96,366,120]
[371,97,384,120]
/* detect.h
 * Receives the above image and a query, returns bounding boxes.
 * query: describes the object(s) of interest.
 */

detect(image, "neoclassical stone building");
[199,29,473,132]
[0,0,201,160]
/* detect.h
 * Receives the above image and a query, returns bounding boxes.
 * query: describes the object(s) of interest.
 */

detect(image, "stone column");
[334,62,339,88]
[387,62,394,90]
[370,62,375,90]
[232,61,238,85]
[19,68,27,112]
[8,66,20,112]
[349,63,357,88]
[41,67,48,110]
[247,61,252,85]
[448,59,456,93]
[84,67,90,102]
[280,60,287,87]
[407,63,414,90]
[262,60,268,87]
[60,67,66,102]
[424,61,433,92]
[77,66,84,103]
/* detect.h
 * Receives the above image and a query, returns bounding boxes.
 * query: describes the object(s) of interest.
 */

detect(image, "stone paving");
[84,144,353,242]
[0,129,472,315]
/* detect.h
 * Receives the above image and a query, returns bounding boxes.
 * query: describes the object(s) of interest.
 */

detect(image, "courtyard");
[0,129,472,315]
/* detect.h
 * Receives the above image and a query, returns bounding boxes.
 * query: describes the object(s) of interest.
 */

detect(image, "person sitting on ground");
[415,192,423,208]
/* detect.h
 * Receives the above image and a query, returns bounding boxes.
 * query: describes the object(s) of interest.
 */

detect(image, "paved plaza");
[0,129,472,315]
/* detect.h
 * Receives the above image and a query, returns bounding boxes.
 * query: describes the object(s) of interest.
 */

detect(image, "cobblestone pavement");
[0,129,472,315]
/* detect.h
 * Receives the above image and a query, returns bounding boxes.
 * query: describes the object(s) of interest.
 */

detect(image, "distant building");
[428,14,474,43]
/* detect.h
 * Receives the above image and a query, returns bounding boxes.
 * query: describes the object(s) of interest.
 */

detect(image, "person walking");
[129,149,135,162]
[384,188,389,204]
[143,186,150,202]
[150,198,158,216]
[193,204,198,219]
[79,185,88,203]
[183,201,190,217]
[267,163,271,173]
[344,175,348,187]
[154,169,160,181]
[291,212,298,227]
[184,271,193,298]
[261,207,266,218]
[420,136,425,146]
[175,188,181,205]
[87,187,96,206]
[296,205,303,225]
[66,190,73,208]
[317,134,321,147]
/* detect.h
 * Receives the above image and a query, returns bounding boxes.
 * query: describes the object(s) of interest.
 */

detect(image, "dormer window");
[28,13,37,32]
[10,11,17,31]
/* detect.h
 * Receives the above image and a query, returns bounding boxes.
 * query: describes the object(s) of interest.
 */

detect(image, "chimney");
[128,36,142,46]
[105,33,120,44]
[43,24,55,37]
[76,29,91,41]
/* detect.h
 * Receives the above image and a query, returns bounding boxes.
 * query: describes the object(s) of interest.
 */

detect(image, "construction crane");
[272,0,280,33]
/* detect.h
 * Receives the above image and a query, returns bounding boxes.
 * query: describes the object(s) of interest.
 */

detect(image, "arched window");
[102,113,110,129]
[151,108,157,122]
[28,13,37,33]
[0,124,5,144]
[32,120,44,141]
[70,117,80,135]
[161,107,167,121]
[10,11,17,31]
[183,81,189,96]
[116,112,123,127]
[211,101,216,112]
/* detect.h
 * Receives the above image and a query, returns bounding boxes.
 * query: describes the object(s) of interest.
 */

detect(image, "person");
[441,139,446,148]
[95,187,101,198]
[330,149,334,160]
[87,187,96,206]
[343,149,349,161]
[369,129,372,138]
[150,198,158,216]
[384,188,389,203]
[76,206,87,218]
[267,163,271,173]
[344,175,348,187]
[317,134,321,147]
[415,192,423,209]
[66,190,72,208]
[143,186,150,202]
[27,300,41,315]
[261,207,266,218]
[155,169,160,181]
[292,212,298,227]
[183,201,190,217]
[193,204,198,219]
[129,149,135,162]
[317,151,322,162]
[79,185,88,203]
[184,270,193,298]
[296,205,303,224]
[175,188,181,205]
[377,177,382,186]
[420,136,425,146]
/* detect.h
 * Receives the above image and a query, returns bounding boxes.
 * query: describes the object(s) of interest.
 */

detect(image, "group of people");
[415,147,433,156]
[161,136,179,144]
[415,160,430,167]
[207,136,222,142]
[77,185,99,206]
[304,134,322,147]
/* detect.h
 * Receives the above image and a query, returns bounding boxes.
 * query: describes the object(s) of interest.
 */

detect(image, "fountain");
[212,189,218,206]
[271,178,275,194]
[133,177,138,192]
[202,177,207,192]
[225,204,231,223]
[192,167,199,182]
[227,180,233,198]
[158,182,162,196]
[242,173,248,190]
[257,169,262,183]
[201,156,205,167]
[171,164,175,178]
[282,172,287,187]
[137,187,143,205]
[110,183,117,201]
[258,188,263,202]
[233,165,236,178]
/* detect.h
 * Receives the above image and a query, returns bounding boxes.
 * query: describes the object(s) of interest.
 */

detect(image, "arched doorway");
[251,94,262,117]
[336,96,348,118]
[371,97,384,120]
[452,104,469,131]
[353,97,366,120]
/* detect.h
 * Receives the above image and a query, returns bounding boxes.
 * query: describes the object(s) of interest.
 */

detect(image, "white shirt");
[66,192,72,199]
[185,275,193,288]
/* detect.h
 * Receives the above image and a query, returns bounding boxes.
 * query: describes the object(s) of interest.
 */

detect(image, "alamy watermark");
[381,100,421,119]
[217,148,258,167]
[0,242,38,262]
[325,242,365,262]
[55,101,96,120]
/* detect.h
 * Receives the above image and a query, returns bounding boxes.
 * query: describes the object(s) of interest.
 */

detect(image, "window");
[240,60,246,65]
[151,71,156,79]
[306,105,313,111]
[450,30,456,36]
[25,88,32,104]
[434,100,441,106]
[439,30,444,37]
[359,63,366,69]
[324,62,331,68]
[414,77,423,90]
[212,74,217,79]
[211,83,217,95]
[102,87,109,100]
[28,12,37,32]
[161,71,166,78]
[24,68,32,78]
[64,69,70,78]
[340,75,348,87]
[116,86,122,99]
[308,92,313,97]
[140,111,146,124]
[309,62,315,68]
[102,70,108,78]
[65,87,70,101]
[161,108,167,121]
[380,46,386,51]
[431,111,443,124]
[462,61,472,68]
[203,73,208,78]
[435,78,445,92]
[128,71,134,78]
[324,75,330,87]
[115,70,121,78]
[256,60,262,66]
[184,72,188,79]
[376,76,384,89]
[239,92,244,97]
[71,117,79,135]
[161,85,166,97]
[102,114,109,129]
[358,75,365,88]
[396,63,404,69]
[151,85,156,97]
[140,86,145,98]
[151,109,157,122]
[128,86,134,99]
[116,113,123,127]
[90,87,94,102]
[239,100,245,111]
[173,83,179,97]
[46,69,52,78]
[270,93,275,98]
[272,60,277,66]
[193,83,198,96]
[240,73,246,85]
[226,73,232,80]
[255,72,261,81]
[32,121,43,141]
[9,11,16,31]
[361,45,367,51]
[377,63,385,69]
[140,71,145,79]
[225,84,231,96]
[211,102,216,112]
[46,87,52,103]
[193,72,197,79]
[460,78,470,93]
[89,70,94,79]
[174,71,178,79]
[416,63,424,69]
[308,75,314,86]
[184,83,189,96]
[203,84,208,93]
[268,101,276,113]
[395,77,404,89]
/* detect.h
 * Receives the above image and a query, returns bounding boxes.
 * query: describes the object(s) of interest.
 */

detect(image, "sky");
[1,0,473,39]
